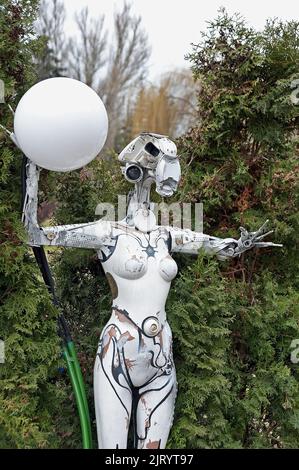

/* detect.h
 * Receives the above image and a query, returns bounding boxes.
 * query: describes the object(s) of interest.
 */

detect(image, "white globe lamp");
[13,77,108,172]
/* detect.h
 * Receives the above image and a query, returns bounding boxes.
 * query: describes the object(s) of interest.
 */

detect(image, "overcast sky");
[63,0,299,80]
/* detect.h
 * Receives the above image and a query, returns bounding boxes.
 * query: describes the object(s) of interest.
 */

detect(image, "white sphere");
[14,77,108,172]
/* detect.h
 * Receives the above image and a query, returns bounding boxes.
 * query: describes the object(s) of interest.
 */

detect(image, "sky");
[63,0,299,80]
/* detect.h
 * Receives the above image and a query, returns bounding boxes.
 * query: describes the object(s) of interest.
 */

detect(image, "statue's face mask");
[118,133,181,197]
[155,156,181,197]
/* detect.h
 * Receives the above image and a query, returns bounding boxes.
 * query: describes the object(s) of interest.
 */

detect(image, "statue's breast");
[114,238,148,280]
[158,255,178,282]
[100,225,178,283]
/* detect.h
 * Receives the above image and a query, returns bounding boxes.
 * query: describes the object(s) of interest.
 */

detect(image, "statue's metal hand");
[235,220,283,255]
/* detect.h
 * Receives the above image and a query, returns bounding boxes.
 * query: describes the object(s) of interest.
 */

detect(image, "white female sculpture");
[22,132,281,449]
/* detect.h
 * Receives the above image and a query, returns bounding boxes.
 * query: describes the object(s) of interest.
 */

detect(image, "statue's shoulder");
[110,221,139,237]
[110,221,170,242]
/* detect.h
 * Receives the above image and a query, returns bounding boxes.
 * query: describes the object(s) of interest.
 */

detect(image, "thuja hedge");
[168,10,299,448]
[0,0,81,449]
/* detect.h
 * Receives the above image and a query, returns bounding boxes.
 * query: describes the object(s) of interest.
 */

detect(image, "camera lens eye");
[125,164,143,182]
[145,142,160,157]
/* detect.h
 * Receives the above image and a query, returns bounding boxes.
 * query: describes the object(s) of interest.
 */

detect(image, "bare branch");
[67,7,107,88]
[101,1,151,148]
[35,0,67,78]
[128,69,199,138]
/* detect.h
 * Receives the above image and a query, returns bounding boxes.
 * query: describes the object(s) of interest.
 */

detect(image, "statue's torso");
[95,222,177,386]
[97,222,178,331]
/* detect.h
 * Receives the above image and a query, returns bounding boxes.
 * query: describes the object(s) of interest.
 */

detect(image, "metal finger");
[239,226,249,239]
[254,242,283,247]
[253,219,269,238]
[255,230,274,241]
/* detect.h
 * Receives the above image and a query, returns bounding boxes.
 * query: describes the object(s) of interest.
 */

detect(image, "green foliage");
[0,0,70,449]
[166,10,299,448]
[167,255,239,448]
[51,155,129,224]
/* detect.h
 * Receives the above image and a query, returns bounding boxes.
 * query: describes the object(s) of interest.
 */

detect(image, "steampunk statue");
[22,132,281,449]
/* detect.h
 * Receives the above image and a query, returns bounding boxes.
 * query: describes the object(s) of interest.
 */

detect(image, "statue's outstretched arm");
[22,161,113,249]
[168,221,282,260]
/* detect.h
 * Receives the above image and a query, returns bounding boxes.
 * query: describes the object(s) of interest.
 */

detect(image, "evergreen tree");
[167,10,299,448]
[0,0,70,448]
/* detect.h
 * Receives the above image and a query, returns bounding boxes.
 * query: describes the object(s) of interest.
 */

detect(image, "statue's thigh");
[94,342,132,449]
[135,369,177,449]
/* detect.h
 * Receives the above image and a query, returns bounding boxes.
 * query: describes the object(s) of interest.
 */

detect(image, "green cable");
[66,341,93,445]
[63,347,92,449]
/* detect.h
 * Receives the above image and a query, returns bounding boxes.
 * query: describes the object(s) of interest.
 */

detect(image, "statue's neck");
[125,178,156,231]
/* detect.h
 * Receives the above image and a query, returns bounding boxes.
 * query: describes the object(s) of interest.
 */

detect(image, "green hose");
[66,341,93,445]
[63,346,92,449]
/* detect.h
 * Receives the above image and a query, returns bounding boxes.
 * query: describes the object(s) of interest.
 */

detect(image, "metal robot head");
[118,132,181,197]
